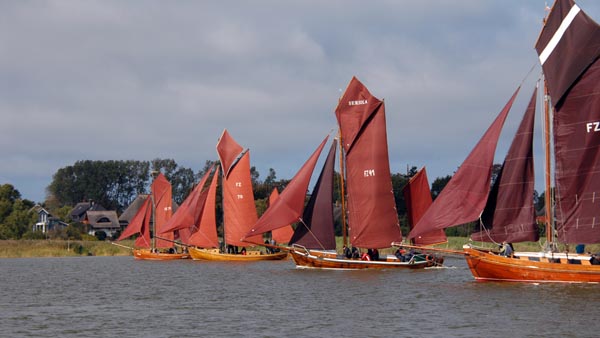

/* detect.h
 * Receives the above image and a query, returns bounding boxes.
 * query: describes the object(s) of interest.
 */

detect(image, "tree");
[431,175,452,200]
[0,187,36,239]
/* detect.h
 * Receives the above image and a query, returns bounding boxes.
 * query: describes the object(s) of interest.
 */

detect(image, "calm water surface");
[1,256,598,337]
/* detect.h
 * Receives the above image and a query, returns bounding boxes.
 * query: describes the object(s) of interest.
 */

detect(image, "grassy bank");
[0,240,133,258]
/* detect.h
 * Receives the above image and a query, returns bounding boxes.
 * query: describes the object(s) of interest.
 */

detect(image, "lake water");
[1,256,598,337]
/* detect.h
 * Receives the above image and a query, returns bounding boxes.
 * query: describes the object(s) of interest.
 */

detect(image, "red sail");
[409,88,519,240]
[189,166,220,248]
[159,166,213,235]
[118,196,151,248]
[289,139,337,250]
[152,173,174,248]
[217,129,244,178]
[336,77,401,248]
[536,0,600,244]
[403,167,446,245]
[246,136,329,239]
[221,151,262,247]
[269,189,295,244]
[472,88,539,243]
[535,0,600,107]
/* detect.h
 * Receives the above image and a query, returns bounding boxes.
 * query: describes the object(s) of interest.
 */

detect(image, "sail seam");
[539,4,581,65]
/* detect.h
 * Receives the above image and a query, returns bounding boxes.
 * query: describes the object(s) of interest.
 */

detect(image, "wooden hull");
[289,248,436,270]
[133,249,189,260]
[463,245,600,283]
[188,247,288,261]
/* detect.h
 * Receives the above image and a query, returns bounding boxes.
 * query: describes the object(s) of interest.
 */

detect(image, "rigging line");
[296,217,328,251]
[519,62,540,88]
[478,216,501,247]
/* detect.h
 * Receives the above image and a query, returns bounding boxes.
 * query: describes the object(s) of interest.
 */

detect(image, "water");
[1,256,598,337]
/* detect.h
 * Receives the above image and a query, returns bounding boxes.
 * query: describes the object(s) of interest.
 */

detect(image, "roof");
[86,210,120,229]
[119,195,150,223]
[70,201,106,220]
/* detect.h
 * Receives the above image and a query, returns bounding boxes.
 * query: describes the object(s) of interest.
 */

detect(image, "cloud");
[1,0,599,202]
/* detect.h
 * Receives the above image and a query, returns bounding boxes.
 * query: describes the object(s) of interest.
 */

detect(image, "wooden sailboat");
[409,0,600,283]
[117,173,189,260]
[246,77,439,269]
[188,129,288,261]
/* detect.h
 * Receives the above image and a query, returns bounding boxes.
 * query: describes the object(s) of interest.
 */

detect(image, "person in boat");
[264,239,273,254]
[361,251,371,261]
[590,253,600,265]
[240,247,247,255]
[343,245,351,259]
[395,248,406,261]
[371,248,380,261]
[351,247,360,259]
[499,241,514,257]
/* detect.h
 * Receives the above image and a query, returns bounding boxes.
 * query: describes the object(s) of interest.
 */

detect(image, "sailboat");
[409,0,600,283]
[117,173,189,260]
[187,129,288,261]
[246,77,439,269]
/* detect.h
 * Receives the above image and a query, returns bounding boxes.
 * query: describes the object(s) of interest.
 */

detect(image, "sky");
[2,0,600,204]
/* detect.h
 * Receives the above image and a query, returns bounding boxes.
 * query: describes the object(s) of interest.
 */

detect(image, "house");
[85,210,121,238]
[70,201,105,223]
[31,204,69,233]
[118,194,150,229]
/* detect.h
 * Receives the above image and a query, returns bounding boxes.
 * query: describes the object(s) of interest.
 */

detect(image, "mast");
[150,170,159,251]
[337,131,347,248]
[543,81,554,246]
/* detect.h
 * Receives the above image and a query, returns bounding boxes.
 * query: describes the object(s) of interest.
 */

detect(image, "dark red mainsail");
[536,0,600,243]
[336,77,401,248]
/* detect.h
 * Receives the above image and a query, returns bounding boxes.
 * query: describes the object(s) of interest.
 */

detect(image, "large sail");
[535,0,600,243]
[245,136,329,239]
[159,166,213,236]
[220,150,262,247]
[289,139,337,250]
[335,77,401,248]
[188,166,220,248]
[472,88,539,243]
[269,189,295,244]
[152,173,174,248]
[403,167,446,246]
[117,196,151,248]
[409,88,520,240]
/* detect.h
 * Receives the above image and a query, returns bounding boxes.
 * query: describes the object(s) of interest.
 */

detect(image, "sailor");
[499,241,514,257]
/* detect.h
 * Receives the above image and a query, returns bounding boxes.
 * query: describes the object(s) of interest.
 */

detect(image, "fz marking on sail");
[364,169,376,177]
[586,121,600,133]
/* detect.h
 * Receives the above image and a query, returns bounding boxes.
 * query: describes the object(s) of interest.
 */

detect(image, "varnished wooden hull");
[188,247,288,261]
[289,248,436,270]
[133,249,190,260]
[463,245,600,283]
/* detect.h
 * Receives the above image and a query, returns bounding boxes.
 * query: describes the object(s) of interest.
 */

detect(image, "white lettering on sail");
[163,206,172,211]
[586,121,600,133]
[364,169,375,177]
[237,194,244,199]
[235,182,242,187]
[348,100,368,106]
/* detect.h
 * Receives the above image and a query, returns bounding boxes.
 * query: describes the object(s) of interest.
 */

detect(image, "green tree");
[431,175,452,199]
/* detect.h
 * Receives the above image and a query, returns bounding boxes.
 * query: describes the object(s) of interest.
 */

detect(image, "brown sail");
[159,165,213,237]
[472,88,539,243]
[289,139,337,250]
[245,136,329,239]
[403,167,446,246]
[536,0,600,244]
[152,173,174,248]
[188,166,220,248]
[335,77,401,248]
[118,196,152,248]
[269,189,295,244]
[409,88,519,240]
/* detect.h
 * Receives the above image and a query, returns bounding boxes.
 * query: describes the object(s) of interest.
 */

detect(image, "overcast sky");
[2,0,599,203]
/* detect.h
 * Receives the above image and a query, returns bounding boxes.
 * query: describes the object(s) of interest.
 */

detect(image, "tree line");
[1,158,546,240]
